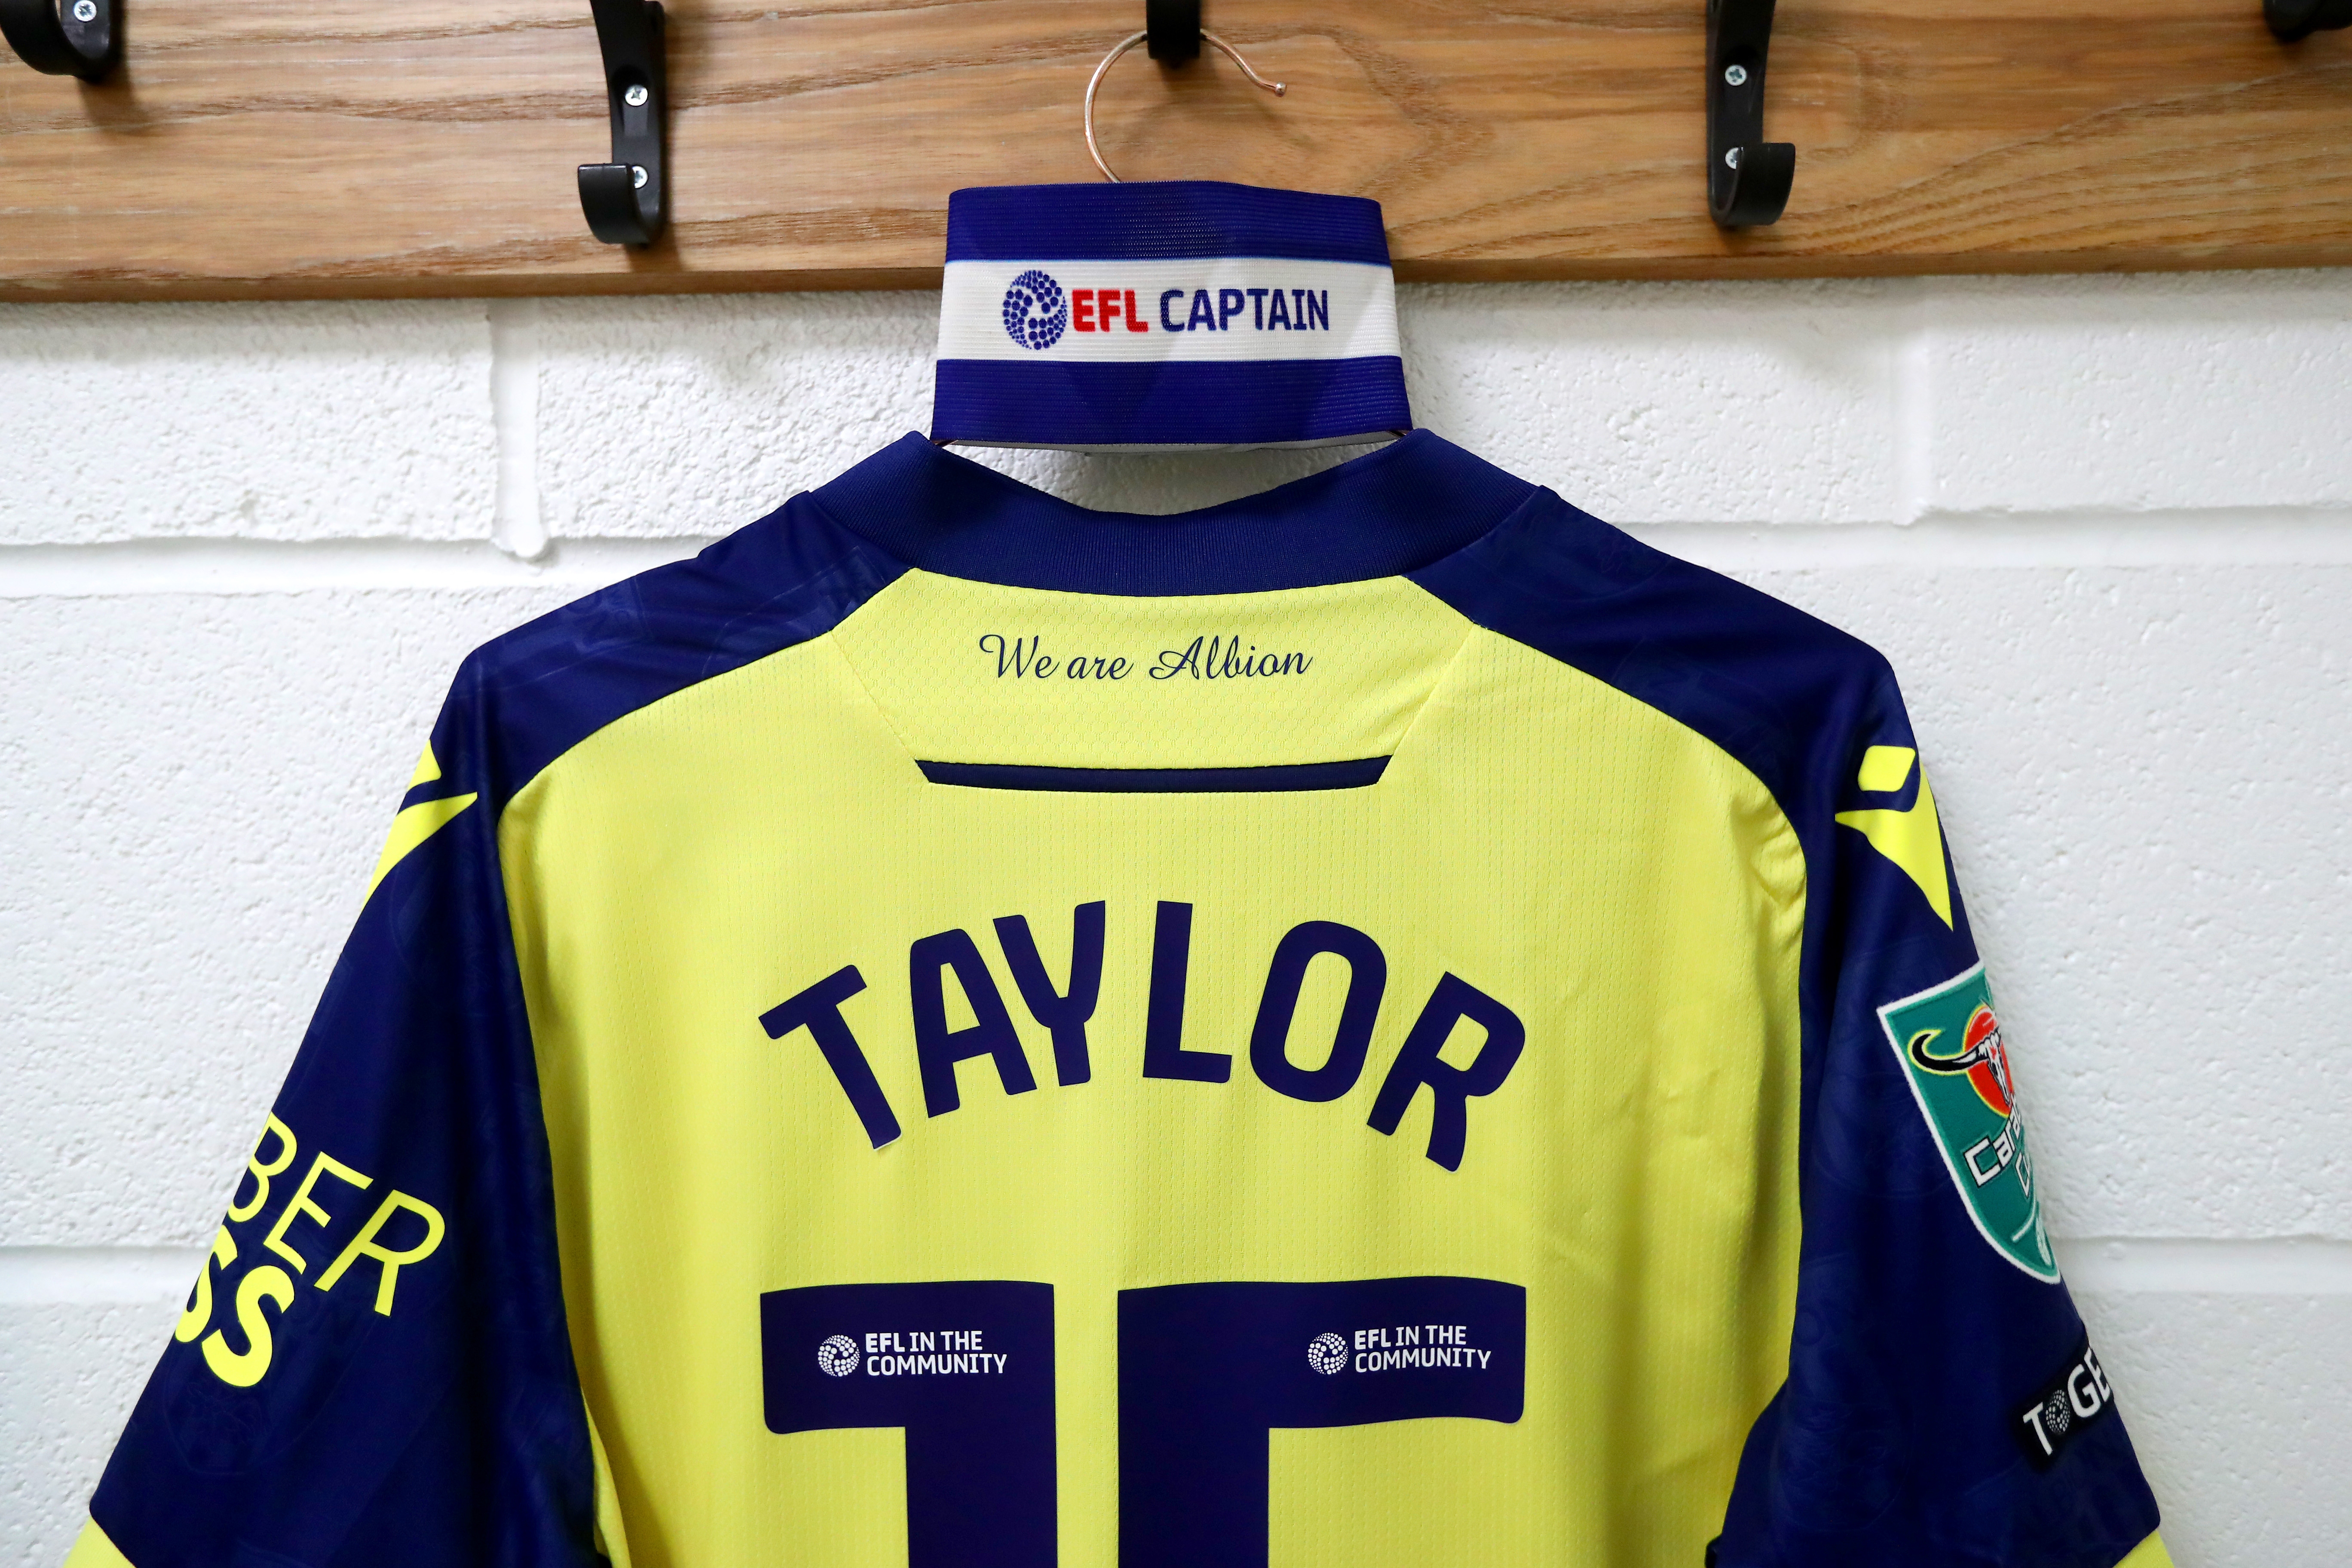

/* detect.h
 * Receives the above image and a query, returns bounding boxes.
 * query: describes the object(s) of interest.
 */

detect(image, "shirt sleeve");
[62,694,614,1568]
[1715,688,2168,1568]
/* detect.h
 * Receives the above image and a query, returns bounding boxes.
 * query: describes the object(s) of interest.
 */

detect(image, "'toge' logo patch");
[2015,1336,2116,1469]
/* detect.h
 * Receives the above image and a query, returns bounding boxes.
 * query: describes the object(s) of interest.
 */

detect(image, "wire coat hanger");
[1084,26,1287,184]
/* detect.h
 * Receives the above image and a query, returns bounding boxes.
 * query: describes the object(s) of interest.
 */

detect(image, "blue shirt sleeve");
[1714,695,2163,1568]
[75,488,903,1568]
[79,693,606,1568]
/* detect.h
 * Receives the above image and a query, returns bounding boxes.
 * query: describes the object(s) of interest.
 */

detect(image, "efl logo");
[1002,270,1068,351]
[999,266,1334,350]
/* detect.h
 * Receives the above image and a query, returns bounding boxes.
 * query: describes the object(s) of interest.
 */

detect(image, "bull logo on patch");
[1880,965,2058,1282]
[1908,1002,2014,1116]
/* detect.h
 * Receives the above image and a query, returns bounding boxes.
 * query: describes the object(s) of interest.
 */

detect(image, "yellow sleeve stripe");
[2117,1530,2176,1568]
[364,793,478,903]
[1834,762,1954,928]
[62,1519,135,1568]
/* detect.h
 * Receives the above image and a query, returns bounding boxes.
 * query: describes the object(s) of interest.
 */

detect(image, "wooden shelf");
[1,0,2347,300]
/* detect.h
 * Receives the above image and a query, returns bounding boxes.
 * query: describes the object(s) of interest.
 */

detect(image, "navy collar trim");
[804,431,1541,598]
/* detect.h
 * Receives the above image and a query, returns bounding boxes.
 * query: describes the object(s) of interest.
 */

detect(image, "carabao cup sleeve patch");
[1877,962,2060,1283]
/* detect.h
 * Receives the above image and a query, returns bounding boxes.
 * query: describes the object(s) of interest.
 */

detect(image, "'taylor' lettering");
[760,902,1525,1172]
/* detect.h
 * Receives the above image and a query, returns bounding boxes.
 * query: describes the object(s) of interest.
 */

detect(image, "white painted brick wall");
[3,272,2348,1568]
[1770,566,2352,1241]
[0,303,498,546]
[0,590,571,1247]
[1923,274,2352,516]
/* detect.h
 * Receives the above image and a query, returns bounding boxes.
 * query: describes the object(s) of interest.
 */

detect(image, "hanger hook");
[1706,0,1793,227]
[577,0,667,246]
[1083,28,1286,184]
[0,0,120,81]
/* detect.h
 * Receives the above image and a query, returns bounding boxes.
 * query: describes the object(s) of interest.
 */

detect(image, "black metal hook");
[1706,0,1793,228]
[1147,0,1200,66]
[2265,0,2352,40]
[0,0,119,81]
[578,0,666,247]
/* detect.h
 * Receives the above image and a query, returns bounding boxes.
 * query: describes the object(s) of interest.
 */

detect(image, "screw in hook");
[70,0,97,19]
[1723,63,1748,86]
[630,165,649,189]
[1724,147,1743,169]
[623,84,649,107]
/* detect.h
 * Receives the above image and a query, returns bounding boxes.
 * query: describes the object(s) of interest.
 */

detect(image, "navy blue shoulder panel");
[449,492,906,815]
[88,497,900,1568]
[1410,493,2161,1568]
[1409,487,1905,848]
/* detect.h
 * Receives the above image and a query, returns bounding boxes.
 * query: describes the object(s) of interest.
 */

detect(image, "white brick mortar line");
[3,1239,2348,1304]
[2053,1238,2352,1295]
[490,298,550,562]
[1893,280,1935,527]
[0,1247,208,1305]
[1635,508,2352,570]
[3,508,2351,599]
[0,536,707,597]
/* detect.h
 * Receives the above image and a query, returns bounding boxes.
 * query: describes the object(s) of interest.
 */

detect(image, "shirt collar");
[806,430,1540,597]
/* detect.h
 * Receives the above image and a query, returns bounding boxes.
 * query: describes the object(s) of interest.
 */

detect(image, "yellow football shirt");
[67,432,2166,1568]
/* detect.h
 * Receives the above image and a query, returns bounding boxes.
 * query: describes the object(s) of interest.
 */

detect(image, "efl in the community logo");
[1002,269,1068,350]
[1301,1323,1497,1376]
[1879,962,2058,1281]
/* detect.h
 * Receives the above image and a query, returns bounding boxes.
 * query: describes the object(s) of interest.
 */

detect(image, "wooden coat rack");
[0,0,2346,301]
